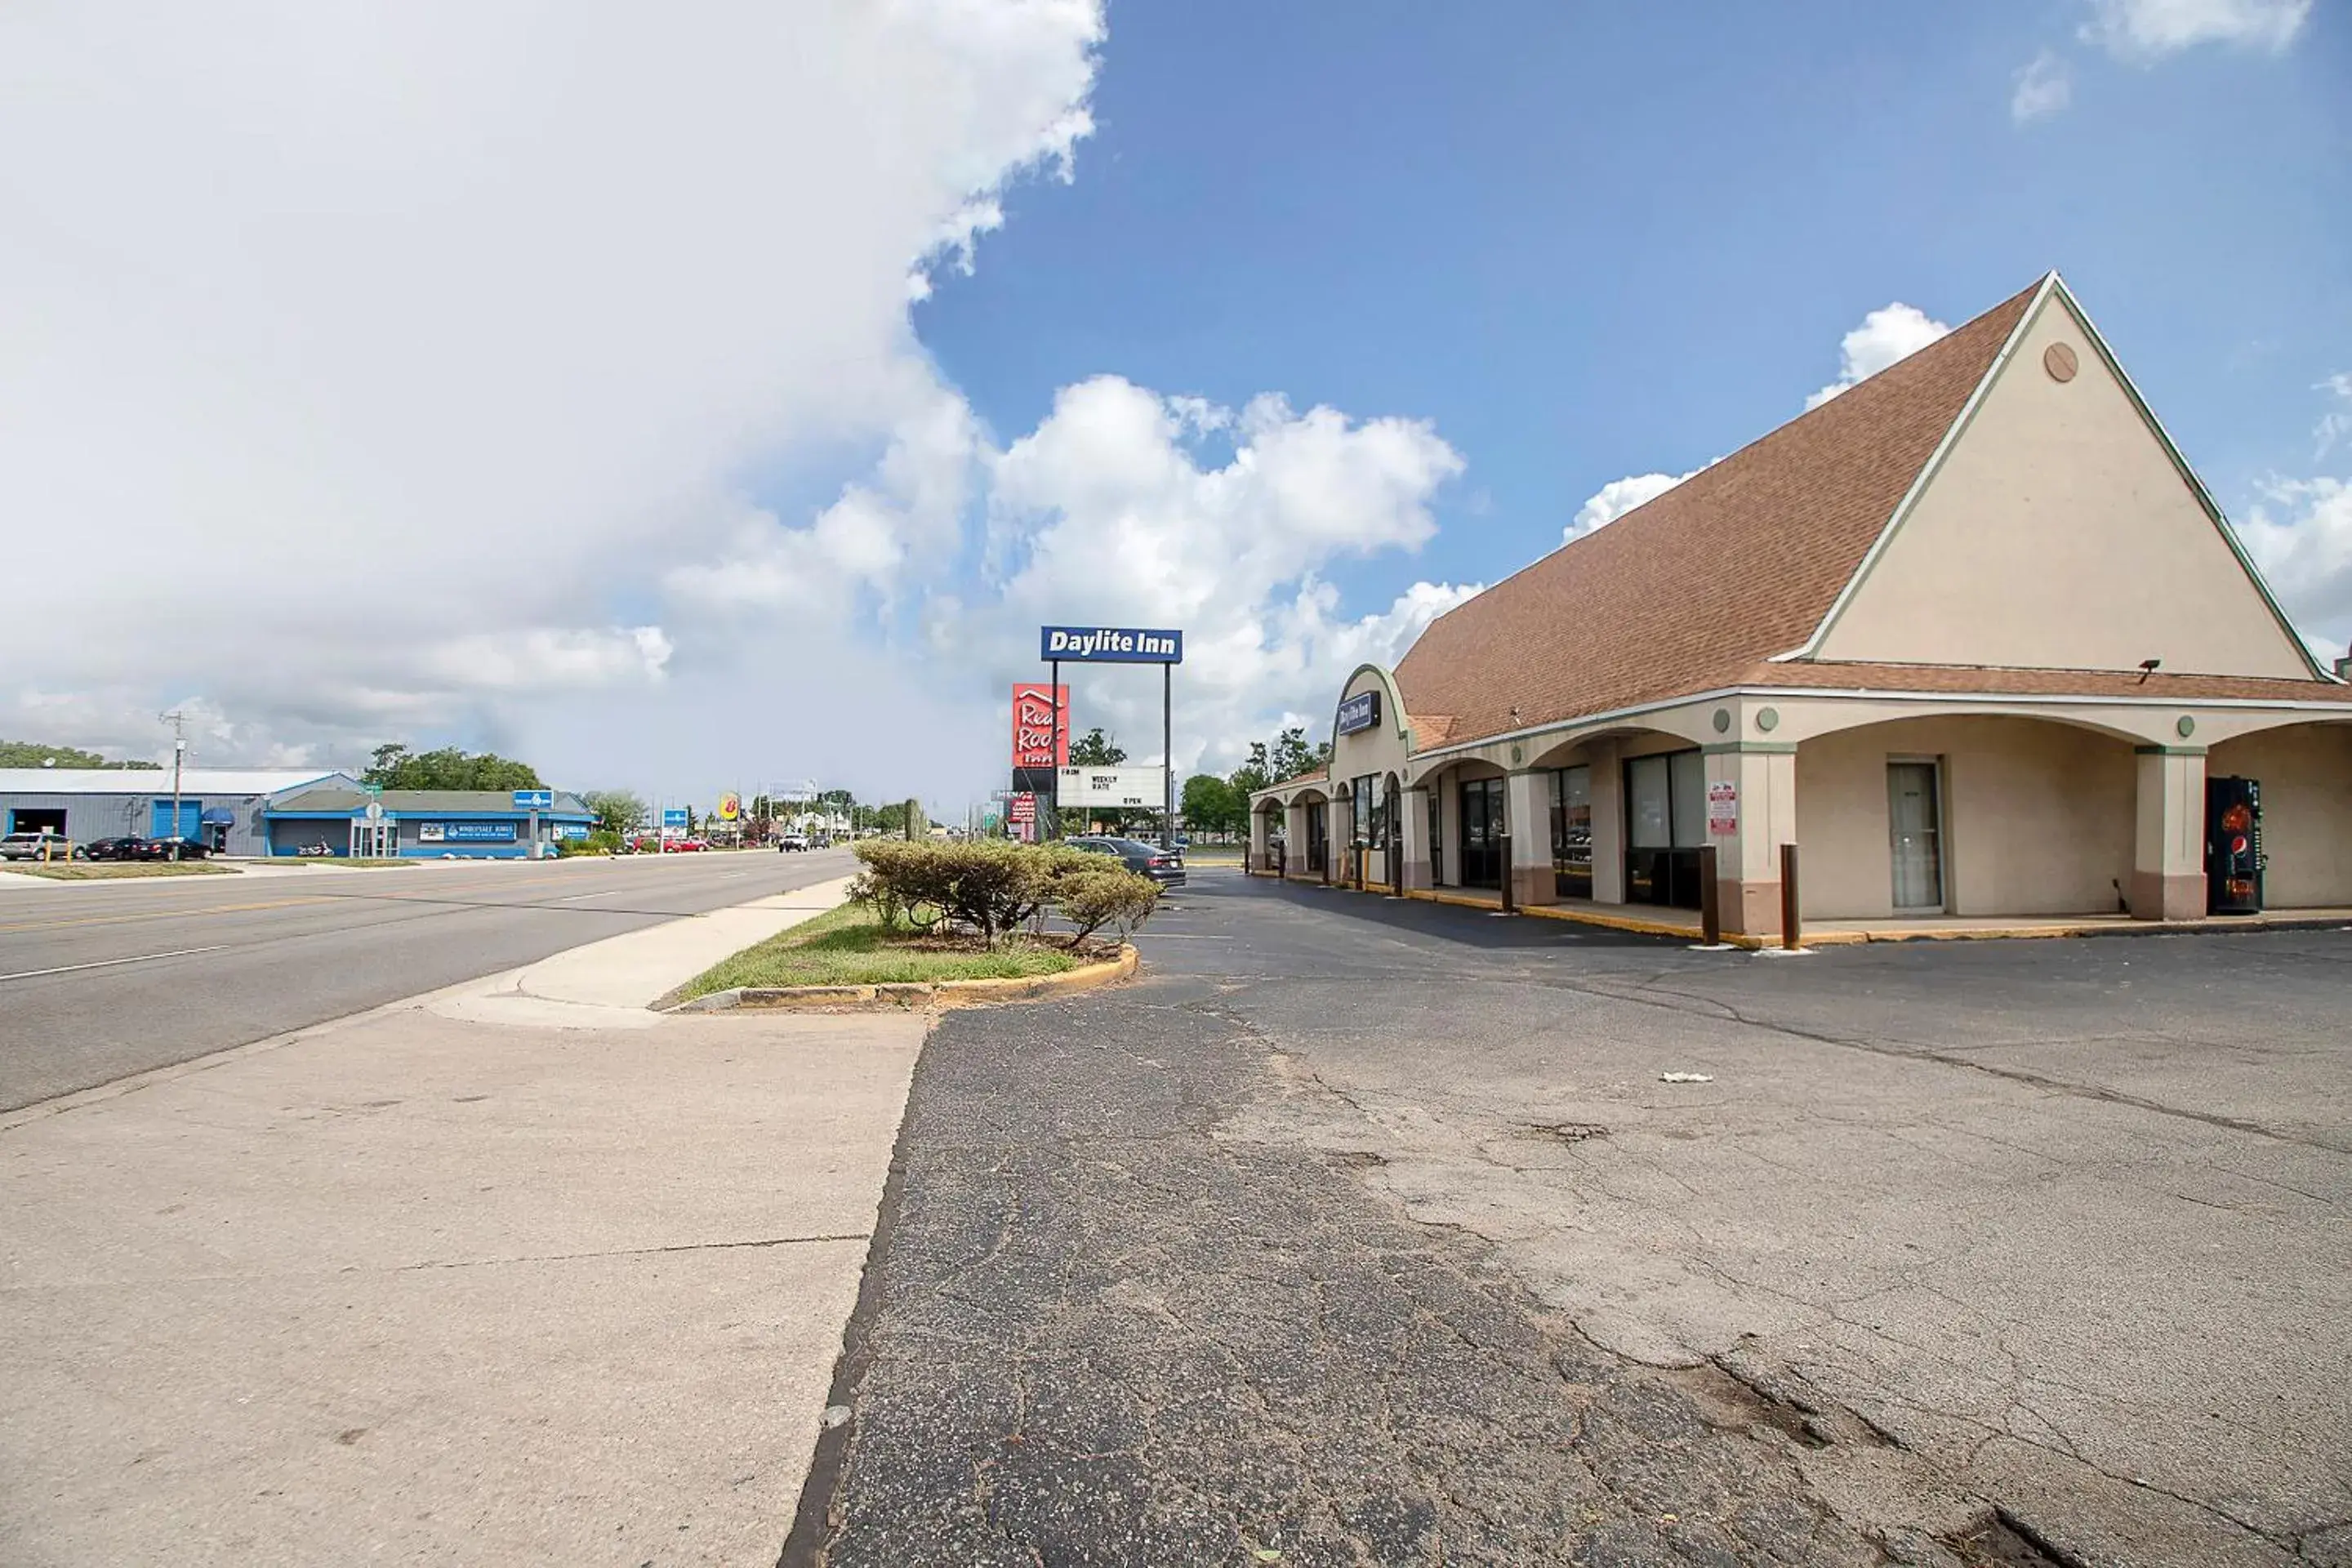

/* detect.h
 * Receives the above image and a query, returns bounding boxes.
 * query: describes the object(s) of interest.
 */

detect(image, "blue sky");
[3,2,2345,806]
[922,0,2348,608]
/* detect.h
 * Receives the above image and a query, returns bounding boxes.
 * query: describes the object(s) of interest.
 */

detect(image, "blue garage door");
[150,799,202,839]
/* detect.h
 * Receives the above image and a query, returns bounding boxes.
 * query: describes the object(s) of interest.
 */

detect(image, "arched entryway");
[2207,720,2352,909]
[1795,713,2138,919]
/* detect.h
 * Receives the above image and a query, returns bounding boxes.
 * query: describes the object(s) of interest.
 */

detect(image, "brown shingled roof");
[1394,278,2047,748]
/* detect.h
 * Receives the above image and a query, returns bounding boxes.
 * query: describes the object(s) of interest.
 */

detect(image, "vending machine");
[2204,776,2263,915]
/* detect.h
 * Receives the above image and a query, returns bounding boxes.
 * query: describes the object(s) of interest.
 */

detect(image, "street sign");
[662,808,690,829]
[363,783,383,800]
[1039,626,1183,664]
[512,789,554,811]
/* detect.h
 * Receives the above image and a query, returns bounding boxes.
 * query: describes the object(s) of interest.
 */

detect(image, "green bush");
[1055,866,1161,943]
[558,831,621,857]
[849,839,1159,947]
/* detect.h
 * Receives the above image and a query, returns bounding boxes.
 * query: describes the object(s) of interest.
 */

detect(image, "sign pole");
[1162,661,1174,853]
[1048,657,1061,841]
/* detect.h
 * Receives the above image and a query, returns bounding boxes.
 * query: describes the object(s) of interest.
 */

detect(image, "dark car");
[84,835,145,861]
[131,835,209,862]
[1066,835,1186,888]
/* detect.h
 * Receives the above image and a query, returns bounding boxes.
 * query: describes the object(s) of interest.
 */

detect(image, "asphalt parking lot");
[804,870,2351,1568]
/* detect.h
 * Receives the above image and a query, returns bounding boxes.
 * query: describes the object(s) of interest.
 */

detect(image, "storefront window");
[1549,765,1591,898]
[1624,748,1706,908]
[1628,755,1673,849]
[1348,773,1390,849]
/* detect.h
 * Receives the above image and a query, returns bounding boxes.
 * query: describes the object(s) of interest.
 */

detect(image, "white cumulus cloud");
[1566,471,1698,541]
[0,1,1104,787]
[2082,0,2312,57]
[2011,51,2076,122]
[2237,477,2352,662]
[1806,303,1954,410]
[974,376,1472,770]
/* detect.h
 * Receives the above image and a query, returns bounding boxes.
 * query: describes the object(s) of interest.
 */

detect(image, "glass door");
[1428,785,1445,885]
[1305,803,1327,875]
[1887,761,1944,911]
[1459,777,1503,889]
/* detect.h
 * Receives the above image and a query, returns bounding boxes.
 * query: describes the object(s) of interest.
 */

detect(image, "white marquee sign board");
[1057,766,1170,809]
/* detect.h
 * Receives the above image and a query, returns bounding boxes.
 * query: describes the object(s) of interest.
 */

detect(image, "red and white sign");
[1012,684,1070,771]
[1007,793,1037,842]
[1707,780,1739,837]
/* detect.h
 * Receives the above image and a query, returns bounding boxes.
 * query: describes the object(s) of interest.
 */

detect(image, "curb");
[665,944,1140,1013]
[1245,870,2351,947]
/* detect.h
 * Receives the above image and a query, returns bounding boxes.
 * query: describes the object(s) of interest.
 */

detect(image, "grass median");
[6,860,234,880]
[678,900,1087,1000]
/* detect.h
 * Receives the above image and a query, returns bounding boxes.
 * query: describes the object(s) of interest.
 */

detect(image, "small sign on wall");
[1707,781,1739,837]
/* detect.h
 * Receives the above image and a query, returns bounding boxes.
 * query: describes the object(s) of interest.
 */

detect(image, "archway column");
[1400,786,1432,890]
[2132,745,2207,920]
[1505,770,1556,906]
[1704,742,1798,936]
[1282,801,1309,880]
[1248,804,1273,870]
[1588,741,1625,903]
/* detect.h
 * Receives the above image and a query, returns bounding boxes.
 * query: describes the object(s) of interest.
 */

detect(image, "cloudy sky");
[2,0,2345,811]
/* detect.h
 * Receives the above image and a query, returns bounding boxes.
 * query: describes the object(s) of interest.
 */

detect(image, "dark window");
[1549,766,1591,899]
[1459,776,1504,889]
[8,808,66,835]
[1624,749,1706,908]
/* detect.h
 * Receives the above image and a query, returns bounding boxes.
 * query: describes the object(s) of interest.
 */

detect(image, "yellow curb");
[680,945,1138,1013]
[1517,901,1714,941]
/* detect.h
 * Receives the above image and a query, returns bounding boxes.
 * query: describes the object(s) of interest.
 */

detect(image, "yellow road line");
[0,896,333,936]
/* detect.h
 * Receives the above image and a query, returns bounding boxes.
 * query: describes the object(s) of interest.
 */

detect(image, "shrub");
[850,839,1160,947]
[1055,866,1161,944]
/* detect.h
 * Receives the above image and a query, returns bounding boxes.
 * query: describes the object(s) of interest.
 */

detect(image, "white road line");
[0,945,230,983]
[554,889,623,903]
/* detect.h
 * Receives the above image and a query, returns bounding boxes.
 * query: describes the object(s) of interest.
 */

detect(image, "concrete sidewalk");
[0,880,915,1567]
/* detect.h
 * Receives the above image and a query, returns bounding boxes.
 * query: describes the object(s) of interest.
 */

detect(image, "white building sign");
[1056,766,1170,809]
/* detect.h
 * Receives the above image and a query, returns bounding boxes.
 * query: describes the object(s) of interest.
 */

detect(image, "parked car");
[776,833,809,853]
[0,831,82,862]
[84,835,145,861]
[131,835,209,861]
[1065,835,1186,888]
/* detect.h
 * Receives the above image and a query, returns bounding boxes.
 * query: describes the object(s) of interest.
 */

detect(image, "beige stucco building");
[1250,274,2352,935]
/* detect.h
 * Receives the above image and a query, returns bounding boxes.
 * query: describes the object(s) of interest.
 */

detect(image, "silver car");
[0,831,83,862]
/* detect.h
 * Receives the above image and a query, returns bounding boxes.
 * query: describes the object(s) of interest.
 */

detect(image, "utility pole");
[160,710,187,860]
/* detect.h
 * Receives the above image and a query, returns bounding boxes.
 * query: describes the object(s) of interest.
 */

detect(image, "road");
[0,849,855,1111]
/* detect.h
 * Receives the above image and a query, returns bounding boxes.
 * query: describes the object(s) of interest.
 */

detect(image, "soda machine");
[2204,776,2262,915]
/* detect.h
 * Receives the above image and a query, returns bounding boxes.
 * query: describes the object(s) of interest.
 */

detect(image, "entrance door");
[1459,777,1503,889]
[1427,785,1444,885]
[1887,761,1944,911]
[1305,804,1328,875]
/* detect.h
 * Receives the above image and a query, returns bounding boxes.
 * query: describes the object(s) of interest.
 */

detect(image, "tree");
[1267,726,1319,782]
[1068,728,1126,767]
[0,740,159,769]
[1181,774,1241,838]
[363,743,546,791]
[582,790,647,839]
[1227,742,1271,800]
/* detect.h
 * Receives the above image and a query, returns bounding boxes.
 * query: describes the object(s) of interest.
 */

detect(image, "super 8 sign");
[1011,684,1069,770]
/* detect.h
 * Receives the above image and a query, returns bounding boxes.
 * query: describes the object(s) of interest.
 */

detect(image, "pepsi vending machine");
[2204,777,2262,915]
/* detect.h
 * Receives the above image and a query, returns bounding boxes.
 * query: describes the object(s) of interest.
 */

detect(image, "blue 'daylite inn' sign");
[1039,626,1183,664]
[1336,688,1382,736]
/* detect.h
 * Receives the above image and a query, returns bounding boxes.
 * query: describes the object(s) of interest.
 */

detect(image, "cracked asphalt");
[803,871,2352,1568]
